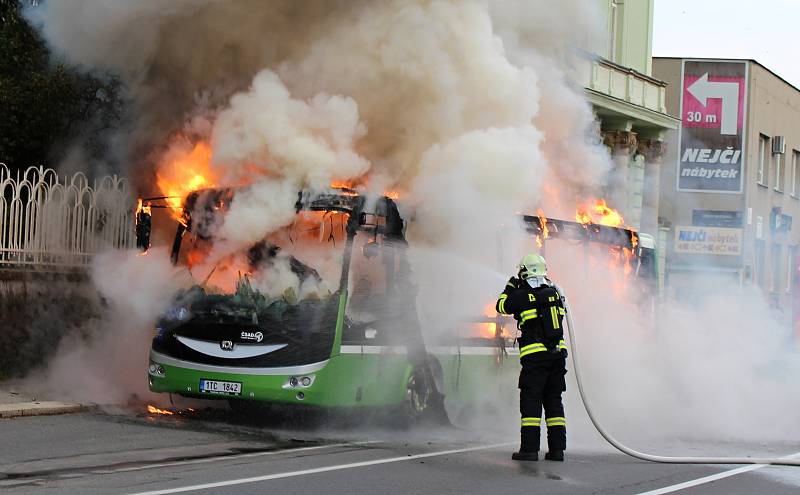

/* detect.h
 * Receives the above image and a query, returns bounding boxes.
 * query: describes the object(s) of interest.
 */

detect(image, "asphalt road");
[1,409,800,495]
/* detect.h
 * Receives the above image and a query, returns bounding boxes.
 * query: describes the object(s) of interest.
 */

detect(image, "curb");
[0,401,93,419]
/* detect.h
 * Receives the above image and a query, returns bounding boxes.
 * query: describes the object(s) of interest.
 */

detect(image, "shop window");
[787,245,797,293]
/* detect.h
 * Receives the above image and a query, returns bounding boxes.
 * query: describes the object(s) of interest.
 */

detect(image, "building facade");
[577,0,679,238]
[654,57,800,314]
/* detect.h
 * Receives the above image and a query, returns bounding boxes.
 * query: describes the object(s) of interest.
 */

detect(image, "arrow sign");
[686,73,740,135]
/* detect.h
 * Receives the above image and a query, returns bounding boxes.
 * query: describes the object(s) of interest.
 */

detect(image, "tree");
[0,0,123,174]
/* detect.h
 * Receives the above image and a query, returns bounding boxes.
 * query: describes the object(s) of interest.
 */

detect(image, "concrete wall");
[0,272,97,378]
[743,62,800,306]
[652,58,680,116]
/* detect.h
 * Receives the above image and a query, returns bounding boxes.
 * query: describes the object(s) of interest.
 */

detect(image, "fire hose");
[562,295,800,467]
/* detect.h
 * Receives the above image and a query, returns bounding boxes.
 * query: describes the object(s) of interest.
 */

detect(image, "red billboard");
[678,60,748,193]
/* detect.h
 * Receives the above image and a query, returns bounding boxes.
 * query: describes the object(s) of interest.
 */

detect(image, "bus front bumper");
[147,350,328,405]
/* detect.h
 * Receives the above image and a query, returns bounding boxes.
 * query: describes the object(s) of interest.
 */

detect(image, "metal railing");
[0,164,134,270]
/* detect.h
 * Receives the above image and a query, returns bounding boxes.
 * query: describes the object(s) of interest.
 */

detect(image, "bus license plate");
[199,379,242,396]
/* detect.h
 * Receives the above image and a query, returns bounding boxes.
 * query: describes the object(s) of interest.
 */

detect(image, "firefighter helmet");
[518,253,547,279]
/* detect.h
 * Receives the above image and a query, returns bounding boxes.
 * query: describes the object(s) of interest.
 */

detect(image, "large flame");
[575,199,626,228]
[575,209,592,225]
[574,199,637,280]
[330,180,356,190]
[156,142,217,218]
[592,199,625,227]
[329,180,401,200]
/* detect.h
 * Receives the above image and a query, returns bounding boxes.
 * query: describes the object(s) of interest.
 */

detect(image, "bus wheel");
[401,361,448,426]
[404,371,430,422]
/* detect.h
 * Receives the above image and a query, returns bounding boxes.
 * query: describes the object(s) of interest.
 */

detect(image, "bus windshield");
[175,208,349,303]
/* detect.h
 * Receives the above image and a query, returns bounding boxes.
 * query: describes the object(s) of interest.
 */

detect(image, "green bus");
[139,188,518,422]
[137,188,651,422]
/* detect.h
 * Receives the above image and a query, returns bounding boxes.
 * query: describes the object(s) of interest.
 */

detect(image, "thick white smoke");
[24,249,191,404]
[212,70,368,185]
[215,180,300,251]
[563,263,800,447]
[24,0,610,410]
[25,0,800,452]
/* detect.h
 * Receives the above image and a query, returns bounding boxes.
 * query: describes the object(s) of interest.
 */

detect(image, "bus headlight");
[148,362,166,377]
[283,375,315,389]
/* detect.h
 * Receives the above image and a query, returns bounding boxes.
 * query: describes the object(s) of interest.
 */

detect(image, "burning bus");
[136,185,655,422]
[138,187,521,421]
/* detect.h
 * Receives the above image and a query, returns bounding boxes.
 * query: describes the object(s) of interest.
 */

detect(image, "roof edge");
[653,56,800,94]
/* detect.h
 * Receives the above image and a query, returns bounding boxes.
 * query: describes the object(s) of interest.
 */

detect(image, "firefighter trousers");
[518,356,567,453]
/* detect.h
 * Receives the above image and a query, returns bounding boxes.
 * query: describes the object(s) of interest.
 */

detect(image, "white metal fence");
[0,163,134,270]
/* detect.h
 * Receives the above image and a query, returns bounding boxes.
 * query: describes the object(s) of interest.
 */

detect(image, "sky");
[653,0,800,88]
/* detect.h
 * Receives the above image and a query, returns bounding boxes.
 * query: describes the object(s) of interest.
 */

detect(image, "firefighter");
[496,253,567,462]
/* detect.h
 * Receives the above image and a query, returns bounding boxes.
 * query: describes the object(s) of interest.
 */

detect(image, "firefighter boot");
[512,451,538,461]
[544,450,564,462]
[512,426,539,461]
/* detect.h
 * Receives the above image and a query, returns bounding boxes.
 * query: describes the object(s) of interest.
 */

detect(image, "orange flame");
[479,322,498,338]
[329,179,402,200]
[147,405,174,416]
[484,300,497,318]
[536,208,550,238]
[330,180,355,190]
[156,142,217,219]
[592,199,624,227]
[136,198,151,216]
[622,247,634,277]
[477,301,503,339]
[575,199,625,228]
[535,208,550,248]
[575,209,592,225]
[328,181,359,196]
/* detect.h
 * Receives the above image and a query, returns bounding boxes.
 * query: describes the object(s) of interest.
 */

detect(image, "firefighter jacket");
[496,277,567,360]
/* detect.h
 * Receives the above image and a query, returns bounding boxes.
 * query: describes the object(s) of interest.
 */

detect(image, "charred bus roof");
[521,215,638,250]
[137,188,638,252]
[135,187,407,253]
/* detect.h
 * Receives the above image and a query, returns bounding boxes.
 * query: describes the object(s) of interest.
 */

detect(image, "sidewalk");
[0,388,90,419]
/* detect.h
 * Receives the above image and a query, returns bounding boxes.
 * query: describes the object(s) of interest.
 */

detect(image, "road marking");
[634,465,766,495]
[125,442,514,495]
[97,441,381,475]
[635,451,800,495]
